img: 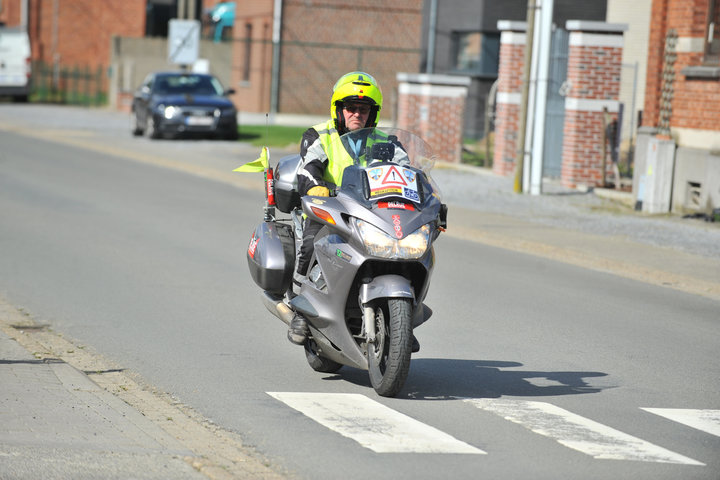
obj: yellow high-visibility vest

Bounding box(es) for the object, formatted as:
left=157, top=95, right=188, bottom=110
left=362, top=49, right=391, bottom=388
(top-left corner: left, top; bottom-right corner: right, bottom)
left=312, top=120, right=390, bottom=187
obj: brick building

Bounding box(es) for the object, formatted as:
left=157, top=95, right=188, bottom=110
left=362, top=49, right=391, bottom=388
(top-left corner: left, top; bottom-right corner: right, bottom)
left=0, top=0, right=23, bottom=25
left=493, top=22, right=526, bottom=177
left=2, top=0, right=147, bottom=69
left=257, top=0, right=423, bottom=122
left=636, top=0, right=720, bottom=214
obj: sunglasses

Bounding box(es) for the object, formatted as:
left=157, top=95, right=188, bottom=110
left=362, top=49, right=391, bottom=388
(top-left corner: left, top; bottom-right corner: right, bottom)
left=344, top=104, right=371, bottom=115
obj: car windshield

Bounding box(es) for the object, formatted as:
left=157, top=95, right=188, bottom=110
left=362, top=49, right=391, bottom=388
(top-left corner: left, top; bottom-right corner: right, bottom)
left=154, top=75, right=223, bottom=96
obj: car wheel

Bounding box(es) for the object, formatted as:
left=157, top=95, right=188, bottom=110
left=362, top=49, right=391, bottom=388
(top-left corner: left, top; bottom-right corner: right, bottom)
left=131, top=110, right=144, bottom=136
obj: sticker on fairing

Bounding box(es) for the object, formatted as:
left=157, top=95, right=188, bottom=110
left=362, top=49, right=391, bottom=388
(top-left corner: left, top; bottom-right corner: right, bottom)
left=248, top=233, right=259, bottom=258
left=391, top=214, right=403, bottom=238
left=335, top=249, right=352, bottom=262
left=379, top=201, right=415, bottom=210
left=365, top=165, right=420, bottom=203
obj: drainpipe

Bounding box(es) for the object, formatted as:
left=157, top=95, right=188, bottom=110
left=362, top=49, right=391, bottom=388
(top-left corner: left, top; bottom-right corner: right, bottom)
left=425, top=0, right=437, bottom=74
left=21, top=0, right=29, bottom=30
left=270, top=0, right=283, bottom=116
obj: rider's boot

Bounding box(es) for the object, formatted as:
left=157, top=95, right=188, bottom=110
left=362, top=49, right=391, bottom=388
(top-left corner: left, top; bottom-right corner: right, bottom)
left=288, top=312, right=309, bottom=345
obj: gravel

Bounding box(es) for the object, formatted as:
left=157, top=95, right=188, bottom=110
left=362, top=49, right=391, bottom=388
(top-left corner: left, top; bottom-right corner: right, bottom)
left=431, top=166, right=720, bottom=260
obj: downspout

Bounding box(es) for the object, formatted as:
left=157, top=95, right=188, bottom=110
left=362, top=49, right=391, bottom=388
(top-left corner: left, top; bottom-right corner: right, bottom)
left=21, top=0, right=29, bottom=30
left=425, top=0, right=437, bottom=74
left=270, top=0, right=283, bottom=115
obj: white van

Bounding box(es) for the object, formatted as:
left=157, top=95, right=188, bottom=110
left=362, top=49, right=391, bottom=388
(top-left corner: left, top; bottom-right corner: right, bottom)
left=0, top=27, right=31, bottom=102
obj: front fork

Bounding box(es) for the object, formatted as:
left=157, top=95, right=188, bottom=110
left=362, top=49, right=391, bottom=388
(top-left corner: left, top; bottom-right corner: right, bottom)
left=359, top=274, right=415, bottom=345
left=363, top=306, right=377, bottom=344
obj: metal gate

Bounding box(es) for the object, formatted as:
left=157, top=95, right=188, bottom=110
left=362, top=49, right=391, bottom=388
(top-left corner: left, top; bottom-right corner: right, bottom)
left=542, top=28, right=569, bottom=178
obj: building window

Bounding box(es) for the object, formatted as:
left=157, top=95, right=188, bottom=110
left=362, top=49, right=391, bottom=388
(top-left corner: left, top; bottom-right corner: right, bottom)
left=707, top=0, right=720, bottom=64
left=452, top=31, right=500, bottom=76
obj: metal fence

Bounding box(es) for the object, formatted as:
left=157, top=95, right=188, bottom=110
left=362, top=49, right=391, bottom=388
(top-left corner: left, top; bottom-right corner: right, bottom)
left=31, top=61, right=108, bottom=106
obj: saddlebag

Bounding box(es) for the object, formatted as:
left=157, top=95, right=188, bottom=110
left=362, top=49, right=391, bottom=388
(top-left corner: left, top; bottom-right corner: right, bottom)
left=274, top=154, right=301, bottom=213
left=247, top=221, right=295, bottom=295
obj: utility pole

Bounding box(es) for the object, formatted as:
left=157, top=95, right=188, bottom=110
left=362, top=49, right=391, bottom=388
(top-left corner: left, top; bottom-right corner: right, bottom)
left=514, top=0, right=536, bottom=193
left=528, top=0, right=554, bottom=195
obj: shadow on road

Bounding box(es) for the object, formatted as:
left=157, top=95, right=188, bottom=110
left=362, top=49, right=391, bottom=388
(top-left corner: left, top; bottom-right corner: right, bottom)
left=325, top=359, right=609, bottom=400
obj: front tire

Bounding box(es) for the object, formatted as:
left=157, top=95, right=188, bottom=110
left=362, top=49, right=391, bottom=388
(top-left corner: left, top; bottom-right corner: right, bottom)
left=367, top=298, right=413, bottom=397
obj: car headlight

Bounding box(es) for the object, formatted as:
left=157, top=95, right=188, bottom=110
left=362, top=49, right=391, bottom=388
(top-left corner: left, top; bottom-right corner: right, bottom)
left=354, top=219, right=430, bottom=259
left=164, top=105, right=181, bottom=119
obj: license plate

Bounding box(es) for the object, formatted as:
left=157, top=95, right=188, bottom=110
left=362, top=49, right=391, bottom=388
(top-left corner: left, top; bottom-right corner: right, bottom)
left=186, top=116, right=213, bottom=126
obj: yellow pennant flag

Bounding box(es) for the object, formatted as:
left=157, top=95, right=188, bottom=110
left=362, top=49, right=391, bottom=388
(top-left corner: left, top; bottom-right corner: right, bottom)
left=233, top=147, right=269, bottom=172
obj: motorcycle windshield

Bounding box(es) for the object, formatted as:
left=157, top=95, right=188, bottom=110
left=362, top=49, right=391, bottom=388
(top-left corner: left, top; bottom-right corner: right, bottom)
left=332, top=128, right=442, bottom=208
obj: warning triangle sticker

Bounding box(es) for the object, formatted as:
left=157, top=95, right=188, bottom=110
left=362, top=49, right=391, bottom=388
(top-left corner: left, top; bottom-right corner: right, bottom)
left=381, top=165, right=408, bottom=186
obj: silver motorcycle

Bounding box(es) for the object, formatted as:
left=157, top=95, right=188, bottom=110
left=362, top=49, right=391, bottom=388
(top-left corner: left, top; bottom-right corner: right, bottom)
left=245, top=128, right=447, bottom=397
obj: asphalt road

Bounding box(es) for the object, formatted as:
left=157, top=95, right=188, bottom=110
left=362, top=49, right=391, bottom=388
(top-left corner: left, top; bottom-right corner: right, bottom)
left=0, top=105, right=718, bottom=479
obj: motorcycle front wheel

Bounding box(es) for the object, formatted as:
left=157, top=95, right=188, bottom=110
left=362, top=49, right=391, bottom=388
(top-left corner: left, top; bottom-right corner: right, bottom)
left=367, top=298, right=413, bottom=397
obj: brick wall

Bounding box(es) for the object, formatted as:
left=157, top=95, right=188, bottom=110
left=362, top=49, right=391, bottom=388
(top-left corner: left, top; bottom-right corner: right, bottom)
left=644, top=0, right=720, bottom=135
left=560, top=22, right=625, bottom=188
left=493, top=23, right=526, bottom=177
left=278, top=0, right=422, bottom=120
left=229, top=0, right=274, bottom=113
left=228, top=0, right=422, bottom=117
left=0, top=0, right=23, bottom=26
left=396, top=74, right=470, bottom=164
left=28, top=0, right=146, bottom=69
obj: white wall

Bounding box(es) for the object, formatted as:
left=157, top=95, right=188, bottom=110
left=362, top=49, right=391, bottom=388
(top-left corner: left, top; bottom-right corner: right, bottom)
left=606, top=0, right=652, bottom=145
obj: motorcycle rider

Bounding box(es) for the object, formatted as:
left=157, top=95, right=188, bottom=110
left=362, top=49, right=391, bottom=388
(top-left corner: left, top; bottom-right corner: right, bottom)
left=287, top=71, right=415, bottom=349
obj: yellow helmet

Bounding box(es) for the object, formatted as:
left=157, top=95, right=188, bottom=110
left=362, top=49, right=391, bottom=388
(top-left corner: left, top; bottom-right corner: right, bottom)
left=330, top=71, right=383, bottom=132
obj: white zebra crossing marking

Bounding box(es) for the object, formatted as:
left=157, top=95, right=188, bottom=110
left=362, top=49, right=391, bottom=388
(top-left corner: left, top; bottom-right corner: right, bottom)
left=642, top=408, right=720, bottom=437
left=267, top=392, right=485, bottom=454
left=464, top=398, right=704, bottom=465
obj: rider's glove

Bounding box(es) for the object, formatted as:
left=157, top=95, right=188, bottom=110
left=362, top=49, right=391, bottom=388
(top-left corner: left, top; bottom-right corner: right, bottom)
left=307, top=186, right=330, bottom=197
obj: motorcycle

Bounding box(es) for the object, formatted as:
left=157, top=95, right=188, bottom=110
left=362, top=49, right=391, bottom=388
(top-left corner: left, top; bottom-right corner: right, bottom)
left=240, top=128, right=447, bottom=397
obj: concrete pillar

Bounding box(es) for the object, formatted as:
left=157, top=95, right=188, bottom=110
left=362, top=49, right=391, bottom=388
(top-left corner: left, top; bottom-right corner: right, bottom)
left=493, top=21, right=527, bottom=177
left=561, top=21, right=627, bottom=188
left=396, top=73, right=471, bottom=164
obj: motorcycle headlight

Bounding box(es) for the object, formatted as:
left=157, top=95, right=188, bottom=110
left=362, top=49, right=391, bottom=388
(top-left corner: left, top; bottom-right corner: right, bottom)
left=397, top=224, right=431, bottom=258
left=354, top=219, right=430, bottom=259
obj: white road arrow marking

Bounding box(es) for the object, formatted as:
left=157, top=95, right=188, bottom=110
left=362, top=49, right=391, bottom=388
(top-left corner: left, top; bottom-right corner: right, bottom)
left=465, top=399, right=704, bottom=465
left=267, top=392, right=485, bottom=454
left=642, top=408, right=720, bottom=437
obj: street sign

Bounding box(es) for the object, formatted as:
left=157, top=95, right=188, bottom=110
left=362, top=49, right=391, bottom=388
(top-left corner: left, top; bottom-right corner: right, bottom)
left=168, top=19, right=200, bottom=66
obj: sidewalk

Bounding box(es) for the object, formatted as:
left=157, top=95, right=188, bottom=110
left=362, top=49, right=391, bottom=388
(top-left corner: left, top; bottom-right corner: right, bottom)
left=0, top=323, right=204, bottom=479
left=0, top=304, right=285, bottom=480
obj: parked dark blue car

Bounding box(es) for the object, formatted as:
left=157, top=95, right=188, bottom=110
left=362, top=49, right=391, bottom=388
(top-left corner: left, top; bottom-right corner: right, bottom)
left=131, top=71, right=238, bottom=140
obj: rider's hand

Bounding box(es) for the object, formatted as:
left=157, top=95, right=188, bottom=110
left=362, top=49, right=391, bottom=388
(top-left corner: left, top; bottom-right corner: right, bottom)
left=307, top=186, right=330, bottom=197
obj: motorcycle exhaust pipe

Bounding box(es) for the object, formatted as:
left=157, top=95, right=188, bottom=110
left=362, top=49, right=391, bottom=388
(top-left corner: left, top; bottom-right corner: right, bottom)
left=261, top=291, right=294, bottom=326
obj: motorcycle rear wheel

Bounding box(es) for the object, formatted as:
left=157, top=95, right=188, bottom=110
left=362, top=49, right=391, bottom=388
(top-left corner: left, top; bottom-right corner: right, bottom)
left=367, top=298, right=413, bottom=397
left=304, top=338, right=343, bottom=373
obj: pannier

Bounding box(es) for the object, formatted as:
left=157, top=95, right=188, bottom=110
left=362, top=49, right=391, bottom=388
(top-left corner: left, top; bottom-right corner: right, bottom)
left=246, top=222, right=295, bottom=295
